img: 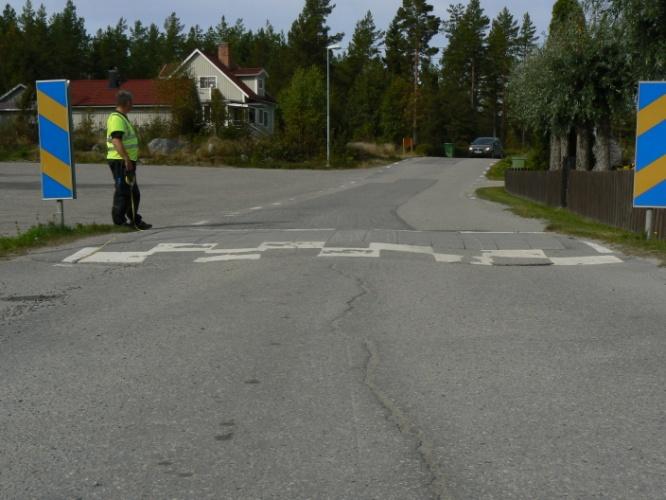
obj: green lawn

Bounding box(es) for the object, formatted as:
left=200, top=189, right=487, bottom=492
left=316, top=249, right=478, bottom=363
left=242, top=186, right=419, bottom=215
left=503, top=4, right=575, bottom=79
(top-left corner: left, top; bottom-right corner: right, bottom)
left=0, top=222, right=127, bottom=259
left=476, top=186, right=666, bottom=264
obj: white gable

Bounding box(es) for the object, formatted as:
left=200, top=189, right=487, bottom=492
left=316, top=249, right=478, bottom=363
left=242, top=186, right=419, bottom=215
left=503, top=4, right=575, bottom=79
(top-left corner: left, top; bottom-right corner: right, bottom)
left=177, top=50, right=247, bottom=103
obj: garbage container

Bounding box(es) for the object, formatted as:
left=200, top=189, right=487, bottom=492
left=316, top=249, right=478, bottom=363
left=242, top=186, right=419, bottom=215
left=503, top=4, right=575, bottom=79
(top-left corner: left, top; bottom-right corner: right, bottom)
left=444, top=143, right=455, bottom=158
left=511, top=156, right=527, bottom=169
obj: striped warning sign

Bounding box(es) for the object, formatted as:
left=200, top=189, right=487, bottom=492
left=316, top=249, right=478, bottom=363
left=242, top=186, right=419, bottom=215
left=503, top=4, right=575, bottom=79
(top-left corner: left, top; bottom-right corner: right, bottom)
left=634, top=82, right=666, bottom=208
left=36, top=80, right=76, bottom=200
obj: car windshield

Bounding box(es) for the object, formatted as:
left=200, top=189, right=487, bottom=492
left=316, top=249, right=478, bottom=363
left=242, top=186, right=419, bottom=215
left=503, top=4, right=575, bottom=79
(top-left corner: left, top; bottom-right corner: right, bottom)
left=472, top=138, right=495, bottom=145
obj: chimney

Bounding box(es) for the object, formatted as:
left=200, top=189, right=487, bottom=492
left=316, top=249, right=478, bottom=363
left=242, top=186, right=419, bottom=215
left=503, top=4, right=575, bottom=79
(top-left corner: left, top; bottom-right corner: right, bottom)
left=108, top=69, right=121, bottom=89
left=218, top=43, right=232, bottom=68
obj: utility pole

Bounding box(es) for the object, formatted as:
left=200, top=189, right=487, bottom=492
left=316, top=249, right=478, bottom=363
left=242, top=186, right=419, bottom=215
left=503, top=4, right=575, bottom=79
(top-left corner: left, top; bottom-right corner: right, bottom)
left=326, top=44, right=342, bottom=167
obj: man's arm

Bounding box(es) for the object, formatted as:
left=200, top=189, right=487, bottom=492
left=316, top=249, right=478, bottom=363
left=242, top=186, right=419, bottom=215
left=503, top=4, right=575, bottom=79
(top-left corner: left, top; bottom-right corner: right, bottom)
left=111, top=137, right=135, bottom=172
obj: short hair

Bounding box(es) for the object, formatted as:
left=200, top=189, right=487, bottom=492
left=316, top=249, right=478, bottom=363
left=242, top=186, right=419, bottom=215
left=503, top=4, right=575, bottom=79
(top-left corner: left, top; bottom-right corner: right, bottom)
left=116, top=90, right=133, bottom=107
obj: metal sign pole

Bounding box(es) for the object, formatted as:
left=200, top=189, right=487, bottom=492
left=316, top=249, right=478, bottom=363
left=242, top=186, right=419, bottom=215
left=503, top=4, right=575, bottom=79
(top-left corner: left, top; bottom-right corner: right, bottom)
left=645, top=209, right=654, bottom=240
left=56, top=199, right=65, bottom=227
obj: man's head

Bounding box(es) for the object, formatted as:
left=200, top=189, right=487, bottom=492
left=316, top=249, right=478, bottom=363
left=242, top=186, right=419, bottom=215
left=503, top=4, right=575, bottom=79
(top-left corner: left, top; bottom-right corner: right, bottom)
left=116, top=90, right=133, bottom=113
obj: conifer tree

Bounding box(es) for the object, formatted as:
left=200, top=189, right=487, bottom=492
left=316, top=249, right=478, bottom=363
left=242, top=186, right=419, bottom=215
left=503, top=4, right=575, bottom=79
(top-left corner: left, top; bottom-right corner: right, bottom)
left=288, top=0, right=342, bottom=70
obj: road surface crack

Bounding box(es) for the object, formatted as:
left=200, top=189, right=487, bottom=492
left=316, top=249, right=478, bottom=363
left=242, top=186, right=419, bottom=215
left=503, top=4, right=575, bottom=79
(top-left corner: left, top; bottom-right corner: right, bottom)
left=364, top=340, right=454, bottom=500
left=328, top=264, right=453, bottom=500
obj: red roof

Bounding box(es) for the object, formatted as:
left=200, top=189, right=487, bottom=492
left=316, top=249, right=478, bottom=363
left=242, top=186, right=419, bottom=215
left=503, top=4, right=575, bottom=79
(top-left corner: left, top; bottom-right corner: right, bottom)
left=70, top=79, right=167, bottom=107
left=232, top=67, right=265, bottom=77
left=204, top=54, right=275, bottom=104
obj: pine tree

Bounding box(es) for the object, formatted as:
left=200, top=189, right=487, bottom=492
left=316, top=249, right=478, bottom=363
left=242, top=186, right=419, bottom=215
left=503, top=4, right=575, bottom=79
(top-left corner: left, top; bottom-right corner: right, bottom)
left=90, top=18, right=130, bottom=78
left=48, top=0, right=89, bottom=79
left=516, top=12, right=538, bottom=61
left=441, top=0, right=489, bottom=143
left=0, top=5, right=21, bottom=90
left=386, top=0, right=440, bottom=143
left=183, top=25, right=205, bottom=56
left=18, top=2, right=51, bottom=82
left=346, top=11, right=383, bottom=76
left=163, top=12, right=185, bottom=62
left=484, top=8, right=518, bottom=139
left=288, top=0, right=342, bottom=70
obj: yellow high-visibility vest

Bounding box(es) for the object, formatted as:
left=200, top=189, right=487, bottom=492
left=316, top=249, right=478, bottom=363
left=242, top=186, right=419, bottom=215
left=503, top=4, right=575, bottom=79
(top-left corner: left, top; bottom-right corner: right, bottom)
left=106, top=112, right=139, bottom=161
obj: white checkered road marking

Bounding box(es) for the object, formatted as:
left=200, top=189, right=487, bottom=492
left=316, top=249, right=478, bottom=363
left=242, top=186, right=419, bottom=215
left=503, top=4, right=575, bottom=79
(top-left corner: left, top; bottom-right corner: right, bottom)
left=61, top=241, right=623, bottom=267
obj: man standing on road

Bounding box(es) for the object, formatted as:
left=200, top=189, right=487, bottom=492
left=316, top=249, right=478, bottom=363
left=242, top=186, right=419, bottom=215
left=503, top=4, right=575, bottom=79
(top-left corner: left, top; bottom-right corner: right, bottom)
left=106, top=90, right=152, bottom=230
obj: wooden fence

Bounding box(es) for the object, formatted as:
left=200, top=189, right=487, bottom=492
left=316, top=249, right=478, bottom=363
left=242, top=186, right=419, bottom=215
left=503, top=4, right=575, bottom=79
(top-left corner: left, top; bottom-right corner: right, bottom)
left=505, top=169, right=666, bottom=240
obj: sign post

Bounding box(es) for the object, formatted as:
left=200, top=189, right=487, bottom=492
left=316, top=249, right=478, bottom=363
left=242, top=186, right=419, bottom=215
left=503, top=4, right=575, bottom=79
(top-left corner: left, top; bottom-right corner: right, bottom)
left=634, top=81, right=666, bottom=239
left=36, top=80, right=76, bottom=226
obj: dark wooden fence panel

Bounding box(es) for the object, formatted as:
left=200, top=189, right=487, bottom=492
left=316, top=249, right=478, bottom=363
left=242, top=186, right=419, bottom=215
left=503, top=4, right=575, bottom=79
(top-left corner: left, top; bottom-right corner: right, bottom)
left=506, top=170, right=563, bottom=207
left=505, top=169, right=666, bottom=240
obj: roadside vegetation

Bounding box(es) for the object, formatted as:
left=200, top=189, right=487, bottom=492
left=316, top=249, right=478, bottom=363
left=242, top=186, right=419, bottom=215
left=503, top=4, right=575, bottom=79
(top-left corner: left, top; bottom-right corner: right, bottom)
left=0, top=0, right=544, bottom=168
left=0, top=222, right=125, bottom=259
left=477, top=187, right=666, bottom=264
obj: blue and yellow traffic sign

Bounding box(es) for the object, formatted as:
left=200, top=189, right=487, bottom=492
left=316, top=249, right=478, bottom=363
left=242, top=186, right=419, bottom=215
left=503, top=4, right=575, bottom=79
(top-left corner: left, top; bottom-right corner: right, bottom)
left=36, top=80, right=76, bottom=200
left=634, top=82, right=666, bottom=208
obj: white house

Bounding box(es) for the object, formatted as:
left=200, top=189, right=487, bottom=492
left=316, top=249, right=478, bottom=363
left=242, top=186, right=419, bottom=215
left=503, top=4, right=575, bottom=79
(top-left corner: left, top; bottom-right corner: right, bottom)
left=0, top=84, right=29, bottom=124
left=161, top=43, right=276, bottom=135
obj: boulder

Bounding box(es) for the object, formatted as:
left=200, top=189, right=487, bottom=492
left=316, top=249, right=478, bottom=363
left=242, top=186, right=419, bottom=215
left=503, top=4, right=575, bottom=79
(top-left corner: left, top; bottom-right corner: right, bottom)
left=148, top=138, right=184, bottom=156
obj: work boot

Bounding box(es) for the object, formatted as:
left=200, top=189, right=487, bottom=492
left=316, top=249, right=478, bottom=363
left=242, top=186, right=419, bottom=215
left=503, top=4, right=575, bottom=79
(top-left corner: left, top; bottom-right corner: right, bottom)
left=134, top=220, right=153, bottom=230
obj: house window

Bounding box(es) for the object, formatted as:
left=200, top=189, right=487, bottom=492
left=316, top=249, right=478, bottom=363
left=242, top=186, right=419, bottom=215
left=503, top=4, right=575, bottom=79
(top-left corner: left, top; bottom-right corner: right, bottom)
left=249, top=108, right=256, bottom=124
left=258, top=78, right=265, bottom=93
left=199, top=76, right=217, bottom=89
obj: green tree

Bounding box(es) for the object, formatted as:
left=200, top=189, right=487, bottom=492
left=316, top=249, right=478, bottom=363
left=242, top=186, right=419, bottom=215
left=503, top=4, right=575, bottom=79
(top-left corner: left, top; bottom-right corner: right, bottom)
left=288, top=0, right=342, bottom=71
left=387, top=0, right=440, bottom=143
left=279, top=66, right=326, bottom=158
left=48, top=0, right=89, bottom=79
left=379, top=76, right=412, bottom=143
left=484, top=8, right=518, bottom=140
left=516, top=12, right=538, bottom=61
left=441, top=0, right=490, bottom=144
left=17, top=2, right=51, bottom=82
left=128, top=21, right=165, bottom=78
left=210, top=88, right=227, bottom=135
left=163, top=12, right=185, bottom=62
left=158, top=77, right=203, bottom=137
left=89, top=18, right=130, bottom=78
left=609, top=0, right=666, bottom=79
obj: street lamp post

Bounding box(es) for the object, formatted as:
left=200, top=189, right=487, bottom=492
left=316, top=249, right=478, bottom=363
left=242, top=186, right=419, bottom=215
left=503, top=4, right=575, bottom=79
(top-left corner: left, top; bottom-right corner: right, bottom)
left=327, top=44, right=342, bottom=167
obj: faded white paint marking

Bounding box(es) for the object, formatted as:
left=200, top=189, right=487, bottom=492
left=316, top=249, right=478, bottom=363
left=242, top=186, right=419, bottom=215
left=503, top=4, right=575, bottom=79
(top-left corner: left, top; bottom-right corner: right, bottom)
left=272, top=202, right=282, bottom=206
left=370, top=243, right=434, bottom=255
left=193, top=220, right=209, bottom=226
left=582, top=241, right=614, bottom=254
left=79, top=252, right=149, bottom=264
left=472, top=249, right=549, bottom=266
left=259, top=242, right=326, bottom=251
left=550, top=256, right=622, bottom=266
left=319, top=248, right=380, bottom=258
left=62, top=247, right=101, bottom=263
left=433, top=253, right=464, bottom=263
left=250, top=206, right=263, bottom=211
left=195, top=254, right=262, bottom=263
left=152, top=243, right=217, bottom=253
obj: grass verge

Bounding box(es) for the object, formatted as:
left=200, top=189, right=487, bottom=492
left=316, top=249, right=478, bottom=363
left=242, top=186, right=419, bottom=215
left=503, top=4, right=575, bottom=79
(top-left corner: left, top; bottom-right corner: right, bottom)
left=485, top=158, right=512, bottom=180
left=476, top=186, right=666, bottom=264
left=0, top=222, right=126, bottom=259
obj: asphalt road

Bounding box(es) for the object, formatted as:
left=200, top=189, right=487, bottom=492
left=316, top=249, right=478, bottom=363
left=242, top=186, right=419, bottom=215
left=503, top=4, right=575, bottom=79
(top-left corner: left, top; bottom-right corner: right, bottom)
left=1, top=158, right=664, bottom=499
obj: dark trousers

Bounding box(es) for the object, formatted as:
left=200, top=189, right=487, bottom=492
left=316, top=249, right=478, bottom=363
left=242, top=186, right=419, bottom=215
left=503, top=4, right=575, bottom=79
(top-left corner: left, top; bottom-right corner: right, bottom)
left=108, top=160, right=142, bottom=225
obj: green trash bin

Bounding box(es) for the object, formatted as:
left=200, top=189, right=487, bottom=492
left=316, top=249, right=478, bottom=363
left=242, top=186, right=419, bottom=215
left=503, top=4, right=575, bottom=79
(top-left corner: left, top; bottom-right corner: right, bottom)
left=511, top=156, right=527, bottom=169
left=444, top=143, right=455, bottom=158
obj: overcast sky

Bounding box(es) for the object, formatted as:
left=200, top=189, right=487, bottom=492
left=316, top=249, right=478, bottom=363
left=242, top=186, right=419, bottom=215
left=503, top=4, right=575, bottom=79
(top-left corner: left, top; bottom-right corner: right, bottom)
left=7, top=0, right=554, bottom=49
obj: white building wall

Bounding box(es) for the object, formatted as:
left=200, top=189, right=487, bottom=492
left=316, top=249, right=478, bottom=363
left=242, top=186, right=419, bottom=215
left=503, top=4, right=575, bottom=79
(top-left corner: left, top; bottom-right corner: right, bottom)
left=72, top=107, right=172, bottom=132
left=185, top=53, right=245, bottom=103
